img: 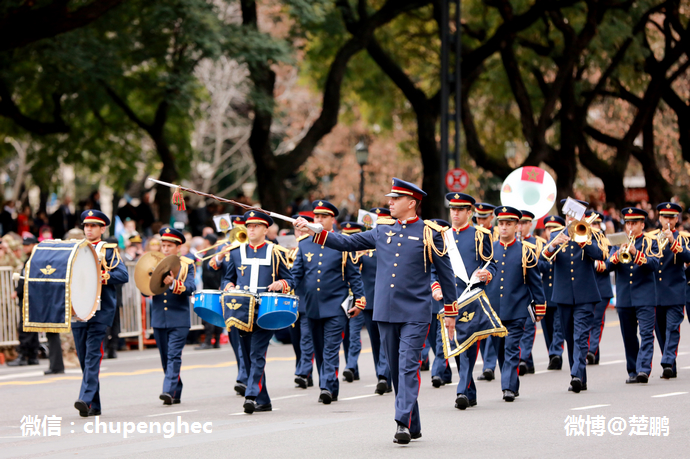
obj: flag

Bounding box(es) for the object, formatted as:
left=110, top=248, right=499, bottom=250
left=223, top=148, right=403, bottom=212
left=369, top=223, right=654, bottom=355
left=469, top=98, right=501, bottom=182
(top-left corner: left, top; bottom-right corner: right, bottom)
left=521, top=166, right=545, bottom=183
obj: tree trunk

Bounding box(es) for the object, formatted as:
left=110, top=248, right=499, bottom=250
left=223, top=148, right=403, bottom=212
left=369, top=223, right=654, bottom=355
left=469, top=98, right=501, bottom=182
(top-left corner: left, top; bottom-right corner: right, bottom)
left=153, top=137, right=178, bottom=225
left=635, top=115, right=672, bottom=204
left=417, top=108, right=442, bottom=219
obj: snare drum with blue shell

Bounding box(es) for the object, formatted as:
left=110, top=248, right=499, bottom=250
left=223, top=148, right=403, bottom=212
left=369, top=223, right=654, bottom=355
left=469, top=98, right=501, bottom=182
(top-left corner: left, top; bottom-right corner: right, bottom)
left=193, top=290, right=224, bottom=328
left=257, top=293, right=299, bottom=330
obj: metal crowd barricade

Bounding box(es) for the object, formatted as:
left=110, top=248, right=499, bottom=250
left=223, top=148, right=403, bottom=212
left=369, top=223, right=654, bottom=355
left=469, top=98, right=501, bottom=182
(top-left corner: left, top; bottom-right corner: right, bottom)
left=0, top=266, right=20, bottom=346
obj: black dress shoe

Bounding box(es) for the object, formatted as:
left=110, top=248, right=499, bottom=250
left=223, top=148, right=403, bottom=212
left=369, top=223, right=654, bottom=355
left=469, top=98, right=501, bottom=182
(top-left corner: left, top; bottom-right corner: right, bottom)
left=213, top=342, right=221, bottom=349
left=526, top=366, right=535, bottom=374
left=568, top=382, right=587, bottom=391
left=243, top=398, right=256, bottom=414
left=195, top=343, right=214, bottom=350
left=431, top=376, right=444, bottom=388
left=411, top=431, right=422, bottom=440
left=295, top=375, right=308, bottom=389
left=375, top=378, right=390, bottom=395
left=27, top=358, right=39, bottom=365
left=547, top=355, right=562, bottom=370
left=479, top=369, right=494, bottom=381
left=661, top=367, right=675, bottom=379
left=420, top=360, right=430, bottom=372
left=343, top=368, right=355, bottom=383
left=626, top=376, right=639, bottom=384
left=88, top=408, right=101, bottom=416
left=586, top=352, right=595, bottom=365
left=74, top=400, right=90, bottom=417
left=570, top=377, right=582, bottom=393
left=636, top=372, right=649, bottom=384
left=308, top=376, right=314, bottom=387
left=173, top=399, right=181, bottom=404
left=454, top=394, right=470, bottom=410
left=44, top=369, right=65, bottom=375
left=394, top=424, right=411, bottom=444
left=7, top=358, right=28, bottom=367
left=469, top=399, right=477, bottom=407
left=518, top=361, right=528, bottom=376
left=319, top=389, right=332, bottom=405
left=502, top=390, right=515, bottom=402
left=107, top=350, right=117, bottom=359
left=234, top=382, right=247, bottom=396
left=160, top=393, right=173, bottom=405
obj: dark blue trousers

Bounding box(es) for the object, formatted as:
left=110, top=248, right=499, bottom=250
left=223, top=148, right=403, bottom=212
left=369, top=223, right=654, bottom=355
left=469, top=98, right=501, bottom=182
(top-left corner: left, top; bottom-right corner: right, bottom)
left=342, top=313, right=360, bottom=378
left=617, top=306, right=655, bottom=378
left=655, top=305, right=685, bottom=372
left=72, top=322, right=107, bottom=410
left=294, top=314, right=314, bottom=378
left=153, top=327, right=189, bottom=400
left=588, top=298, right=611, bottom=362
left=309, top=314, right=347, bottom=397
left=363, top=310, right=389, bottom=381
left=542, top=306, right=564, bottom=357
left=378, top=322, right=429, bottom=434
left=493, top=319, right=524, bottom=392
left=558, top=303, right=594, bottom=383
left=519, top=319, right=537, bottom=368
left=229, top=327, right=248, bottom=384
left=431, top=315, right=453, bottom=382
left=480, top=336, right=498, bottom=371
left=239, top=326, right=273, bottom=405
left=456, top=341, right=478, bottom=400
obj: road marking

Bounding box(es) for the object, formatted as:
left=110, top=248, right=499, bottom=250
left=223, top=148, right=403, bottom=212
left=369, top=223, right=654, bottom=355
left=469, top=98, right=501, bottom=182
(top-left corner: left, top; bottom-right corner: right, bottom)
left=651, top=392, right=688, bottom=398
left=598, top=360, right=625, bottom=366
left=271, top=394, right=307, bottom=401
left=571, top=404, right=610, bottom=411
left=364, top=384, right=377, bottom=388
left=146, top=410, right=198, bottom=417
left=534, top=370, right=550, bottom=375
left=0, top=369, right=82, bottom=381
left=339, top=394, right=379, bottom=401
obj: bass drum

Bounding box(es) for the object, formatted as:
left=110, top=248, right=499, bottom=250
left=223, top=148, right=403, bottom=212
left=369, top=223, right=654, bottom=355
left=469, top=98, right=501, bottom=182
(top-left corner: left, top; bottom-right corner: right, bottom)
left=23, top=239, right=101, bottom=332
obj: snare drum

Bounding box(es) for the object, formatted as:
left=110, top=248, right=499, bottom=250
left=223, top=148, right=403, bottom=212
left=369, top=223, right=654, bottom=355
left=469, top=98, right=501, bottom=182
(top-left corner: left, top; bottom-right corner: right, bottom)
left=193, top=290, right=225, bottom=327
left=257, top=293, right=298, bottom=330
left=23, top=239, right=102, bottom=332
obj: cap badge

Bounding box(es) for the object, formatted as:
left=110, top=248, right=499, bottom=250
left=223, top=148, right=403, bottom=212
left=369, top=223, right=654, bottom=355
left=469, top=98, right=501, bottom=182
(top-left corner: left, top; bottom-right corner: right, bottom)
left=88, top=211, right=93, bottom=216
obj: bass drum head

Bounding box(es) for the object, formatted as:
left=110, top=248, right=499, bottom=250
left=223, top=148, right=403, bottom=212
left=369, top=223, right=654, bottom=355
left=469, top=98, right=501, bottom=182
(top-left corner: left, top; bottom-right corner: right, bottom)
left=70, top=241, right=101, bottom=320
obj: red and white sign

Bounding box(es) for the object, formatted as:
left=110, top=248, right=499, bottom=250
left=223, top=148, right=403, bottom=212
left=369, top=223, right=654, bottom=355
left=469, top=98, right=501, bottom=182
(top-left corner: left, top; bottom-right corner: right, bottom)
left=445, top=168, right=469, bottom=192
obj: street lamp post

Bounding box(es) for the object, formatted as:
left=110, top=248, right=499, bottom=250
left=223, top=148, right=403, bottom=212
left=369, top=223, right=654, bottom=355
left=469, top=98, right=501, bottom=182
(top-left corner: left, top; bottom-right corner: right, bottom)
left=355, top=141, right=369, bottom=210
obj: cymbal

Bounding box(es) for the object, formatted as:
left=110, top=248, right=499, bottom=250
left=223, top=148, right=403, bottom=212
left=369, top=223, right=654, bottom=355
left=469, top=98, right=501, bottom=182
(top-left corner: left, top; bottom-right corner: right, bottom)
left=150, top=254, right=181, bottom=295
left=134, top=251, right=165, bottom=296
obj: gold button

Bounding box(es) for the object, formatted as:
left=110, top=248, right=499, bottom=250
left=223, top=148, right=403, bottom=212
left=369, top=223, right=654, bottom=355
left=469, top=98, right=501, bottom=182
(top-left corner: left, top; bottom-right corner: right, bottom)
left=394, top=263, right=398, bottom=267
left=402, top=225, right=406, bottom=229
left=399, top=234, right=403, bottom=237
left=164, top=300, right=167, bottom=303
left=571, top=261, right=574, bottom=265
left=317, top=288, right=320, bottom=291
left=501, top=270, right=504, bottom=273
left=320, top=253, right=323, bottom=257
left=549, top=276, right=552, bottom=279
left=500, top=286, right=503, bottom=289
left=501, top=262, right=505, bottom=265
left=456, top=239, right=459, bottom=243
left=659, top=278, right=662, bottom=281
left=398, top=243, right=401, bottom=246
left=396, top=253, right=399, bottom=257
left=501, top=294, right=503, bottom=297
left=391, top=284, right=395, bottom=288
left=630, top=273, right=633, bottom=277
left=318, top=270, right=321, bottom=273
left=164, top=307, right=168, bottom=311
left=629, top=281, right=633, bottom=284
left=660, top=262, right=663, bottom=265
left=659, top=270, right=662, bottom=273
left=500, top=278, right=504, bottom=281
left=317, top=279, right=320, bottom=282
left=571, top=277, right=574, bottom=280
left=321, top=245, right=325, bottom=249
left=318, top=262, right=322, bottom=265
left=549, top=283, right=552, bottom=287
left=503, top=254, right=506, bottom=257
left=571, top=269, right=574, bottom=272
left=392, top=274, right=396, bottom=278
left=164, top=292, right=167, bottom=296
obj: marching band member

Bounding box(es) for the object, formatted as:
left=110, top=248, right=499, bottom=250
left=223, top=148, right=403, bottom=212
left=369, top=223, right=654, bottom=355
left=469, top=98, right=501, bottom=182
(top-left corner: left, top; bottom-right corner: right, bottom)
left=542, top=199, right=604, bottom=393
left=586, top=211, right=613, bottom=365
left=652, top=203, right=690, bottom=378
left=74, top=210, right=129, bottom=417
left=517, top=210, right=546, bottom=376
left=540, top=216, right=565, bottom=370
left=219, top=210, right=293, bottom=413
left=428, top=219, right=454, bottom=389
left=432, top=193, right=495, bottom=410
left=485, top=207, right=545, bottom=402
left=290, top=200, right=366, bottom=405
left=151, top=228, right=196, bottom=406
left=296, top=179, right=458, bottom=445
left=473, top=202, right=499, bottom=382
left=290, top=214, right=315, bottom=389
left=606, top=207, right=659, bottom=384
left=341, top=222, right=366, bottom=384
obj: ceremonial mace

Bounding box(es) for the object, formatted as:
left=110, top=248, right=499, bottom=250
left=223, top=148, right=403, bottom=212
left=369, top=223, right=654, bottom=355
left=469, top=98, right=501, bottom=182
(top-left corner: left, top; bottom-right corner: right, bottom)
left=148, top=178, right=324, bottom=233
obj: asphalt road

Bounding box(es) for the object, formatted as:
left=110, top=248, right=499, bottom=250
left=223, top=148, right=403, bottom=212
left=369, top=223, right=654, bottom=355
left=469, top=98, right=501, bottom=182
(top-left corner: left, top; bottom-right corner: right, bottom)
left=1, top=307, right=689, bottom=458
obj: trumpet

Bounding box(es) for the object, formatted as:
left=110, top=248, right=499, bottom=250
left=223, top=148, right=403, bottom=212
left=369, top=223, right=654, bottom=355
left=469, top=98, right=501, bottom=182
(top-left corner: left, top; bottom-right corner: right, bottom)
left=658, top=223, right=670, bottom=252
left=543, top=214, right=597, bottom=261
left=195, top=227, right=248, bottom=262
left=618, top=230, right=634, bottom=264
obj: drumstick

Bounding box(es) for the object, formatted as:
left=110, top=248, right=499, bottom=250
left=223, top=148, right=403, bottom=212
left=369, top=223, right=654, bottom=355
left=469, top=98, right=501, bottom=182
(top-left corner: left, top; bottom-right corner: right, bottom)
left=12, top=273, right=24, bottom=282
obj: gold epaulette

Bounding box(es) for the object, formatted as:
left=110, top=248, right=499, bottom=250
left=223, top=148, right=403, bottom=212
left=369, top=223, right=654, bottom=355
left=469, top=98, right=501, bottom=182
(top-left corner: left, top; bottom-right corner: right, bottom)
left=101, top=243, right=118, bottom=250
left=424, top=220, right=445, bottom=232
left=376, top=217, right=395, bottom=225
left=522, top=240, right=536, bottom=250
left=273, top=244, right=291, bottom=254
left=475, top=225, right=491, bottom=235
left=180, top=256, right=194, bottom=265
left=646, top=229, right=660, bottom=237
left=679, top=231, right=690, bottom=238
left=296, top=234, right=310, bottom=242
left=536, top=236, right=547, bottom=245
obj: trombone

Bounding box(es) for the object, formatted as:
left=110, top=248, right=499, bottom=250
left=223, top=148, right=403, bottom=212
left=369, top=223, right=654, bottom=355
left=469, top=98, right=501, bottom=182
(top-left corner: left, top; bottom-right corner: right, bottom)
left=195, top=227, right=248, bottom=262
left=618, top=230, right=634, bottom=264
